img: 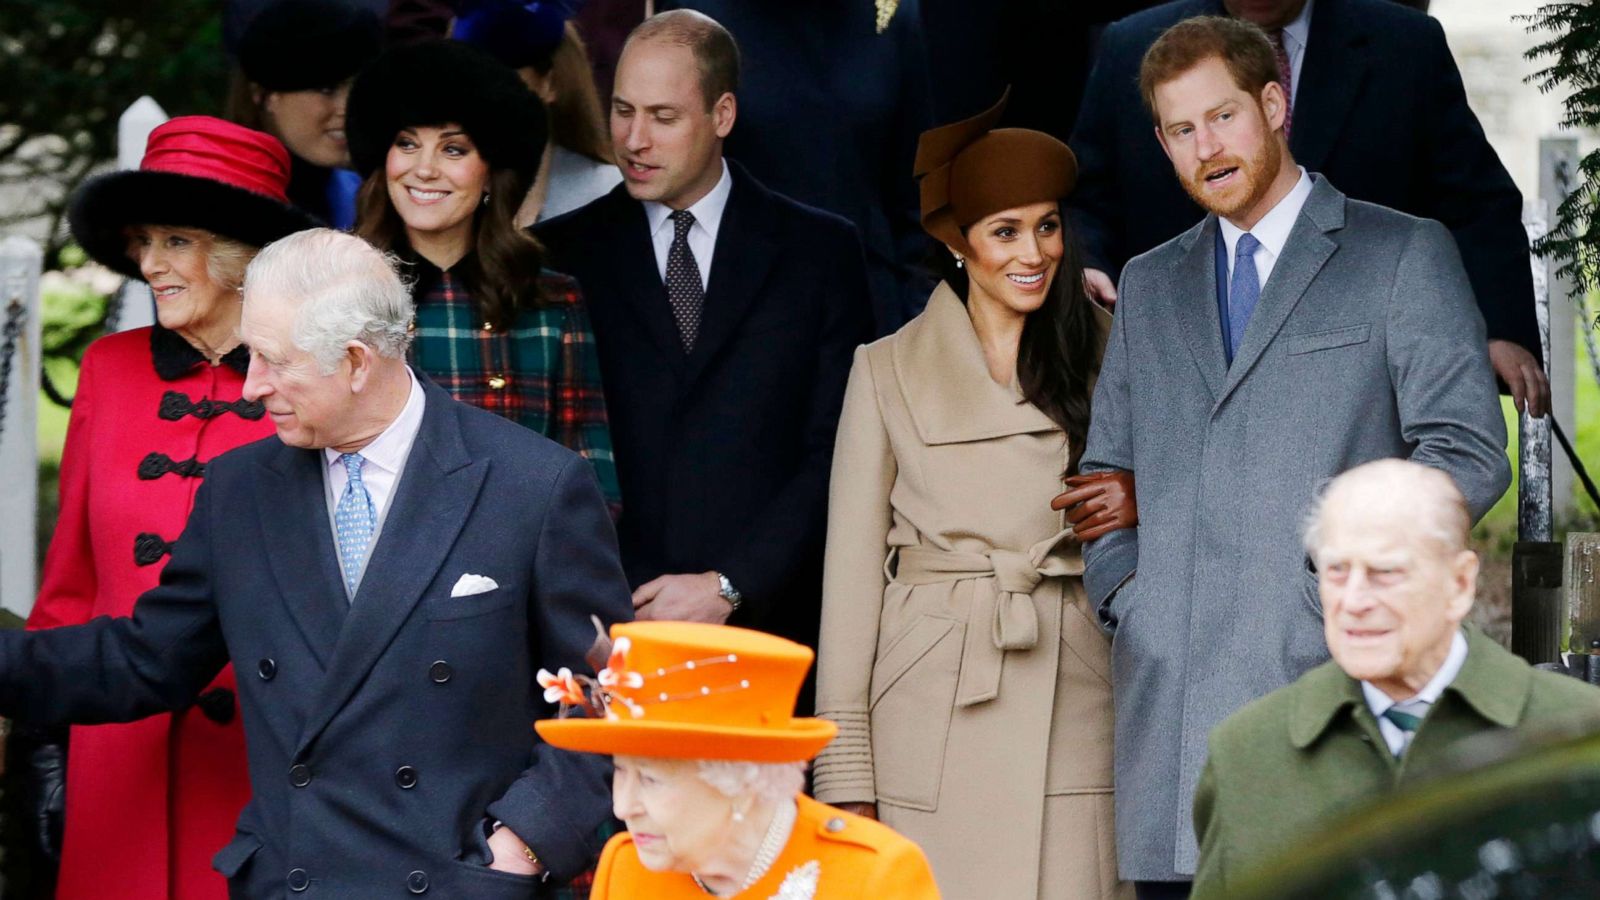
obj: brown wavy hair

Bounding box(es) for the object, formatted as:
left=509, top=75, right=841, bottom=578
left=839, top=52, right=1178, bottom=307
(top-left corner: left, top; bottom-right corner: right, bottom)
left=355, top=164, right=549, bottom=328
left=539, top=23, right=613, bottom=165
left=931, top=205, right=1101, bottom=475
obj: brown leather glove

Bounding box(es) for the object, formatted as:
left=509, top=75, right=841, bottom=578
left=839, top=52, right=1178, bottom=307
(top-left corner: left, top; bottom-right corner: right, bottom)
left=835, top=802, right=879, bottom=821
left=1051, top=470, right=1137, bottom=542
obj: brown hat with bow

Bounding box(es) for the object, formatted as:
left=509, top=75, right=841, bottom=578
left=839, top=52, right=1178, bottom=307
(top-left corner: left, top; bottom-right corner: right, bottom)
left=915, top=89, right=1078, bottom=257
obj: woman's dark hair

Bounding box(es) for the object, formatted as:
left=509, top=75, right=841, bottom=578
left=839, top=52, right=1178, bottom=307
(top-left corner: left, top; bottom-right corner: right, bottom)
left=931, top=204, right=1101, bottom=474
left=355, top=162, right=549, bottom=328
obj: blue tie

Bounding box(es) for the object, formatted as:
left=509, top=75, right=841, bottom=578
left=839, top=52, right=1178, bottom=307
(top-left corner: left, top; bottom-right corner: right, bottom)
left=335, top=453, right=377, bottom=597
left=1228, top=233, right=1263, bottom=360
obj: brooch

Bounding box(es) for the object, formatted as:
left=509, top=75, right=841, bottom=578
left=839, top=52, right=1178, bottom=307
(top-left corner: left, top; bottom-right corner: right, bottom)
left=875, top=0, right=898, bottom=34
left=770, top=860, right=821, bottom=900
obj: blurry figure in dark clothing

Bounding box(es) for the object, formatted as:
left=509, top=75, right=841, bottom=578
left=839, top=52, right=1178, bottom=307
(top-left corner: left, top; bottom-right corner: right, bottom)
left=224, top=0, right=383, bottom=228
left=921, top=1, right=1165, bottom=139
left=451, top=1, right=623, bottom=225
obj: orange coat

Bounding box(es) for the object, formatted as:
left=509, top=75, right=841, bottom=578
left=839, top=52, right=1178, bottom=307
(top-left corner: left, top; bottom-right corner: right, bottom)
left=591, top=794, right=940, bottom=899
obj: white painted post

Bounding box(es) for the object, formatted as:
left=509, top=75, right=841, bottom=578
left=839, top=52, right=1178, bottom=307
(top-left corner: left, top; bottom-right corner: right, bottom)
left=110, top=96, right=167, bottom=334
left=0, top=237, right=42, bottom=621
left=1540, top=137, right=1578, bottom=519
left=1521, top=200, right=1554, bottom=543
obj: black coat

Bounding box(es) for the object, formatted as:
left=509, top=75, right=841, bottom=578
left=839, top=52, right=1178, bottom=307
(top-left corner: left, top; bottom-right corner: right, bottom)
left=0, top=380, right=633, bottom=897
left=536, top=164, right=873, bottom=660
left=1068, top=0, right=1540, bottom=356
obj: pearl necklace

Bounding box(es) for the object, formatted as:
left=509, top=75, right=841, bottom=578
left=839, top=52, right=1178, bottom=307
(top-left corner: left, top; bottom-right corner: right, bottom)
left=691, top=798, right=798, bottom=896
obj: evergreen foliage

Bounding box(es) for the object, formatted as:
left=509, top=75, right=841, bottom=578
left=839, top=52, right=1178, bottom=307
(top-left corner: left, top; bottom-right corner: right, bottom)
left=0, top=0, right=229, bottom=266
left=1525, top=2, right=1600, bottom=296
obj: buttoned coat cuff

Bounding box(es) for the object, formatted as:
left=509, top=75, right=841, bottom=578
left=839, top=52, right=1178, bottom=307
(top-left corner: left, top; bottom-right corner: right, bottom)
left=810, top=708, right=875, bottom=805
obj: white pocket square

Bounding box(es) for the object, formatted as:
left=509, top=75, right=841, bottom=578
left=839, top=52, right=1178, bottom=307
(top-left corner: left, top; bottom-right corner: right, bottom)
left=450, top=574, right=499, bottom=598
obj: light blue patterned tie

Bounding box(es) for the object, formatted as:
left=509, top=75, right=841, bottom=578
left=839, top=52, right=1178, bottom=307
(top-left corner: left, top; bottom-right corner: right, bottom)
left=1228, top=233, right=1262, bottom=360
left=335, top=453, right=376, bottom=597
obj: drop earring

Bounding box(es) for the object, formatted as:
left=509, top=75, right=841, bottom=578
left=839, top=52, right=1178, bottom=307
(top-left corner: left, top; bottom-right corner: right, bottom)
left=955, top=256, right=964, bottom=269
left=481, top=191, right=490, bottom=207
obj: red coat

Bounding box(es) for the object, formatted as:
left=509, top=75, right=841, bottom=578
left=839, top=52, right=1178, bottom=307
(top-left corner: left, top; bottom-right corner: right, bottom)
left=29, top=326, right=275, bottom=900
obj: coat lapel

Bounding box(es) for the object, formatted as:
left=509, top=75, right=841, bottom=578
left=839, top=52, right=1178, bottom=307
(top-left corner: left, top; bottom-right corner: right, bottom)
left=295, top=383, right=487, bottom=755
left=895, top=283, right=1060, bottom=445
left=1290, top=0, right=1371, bottom=172
left=1215, top=177, right=1344, bottom=410
left=683, top=165, right=778, bottom=389
left=605, top=188, right=688, bottom=375
left=257, top=445, right=346, bottom=669
left=1172, top=218, right=1229, bottom=403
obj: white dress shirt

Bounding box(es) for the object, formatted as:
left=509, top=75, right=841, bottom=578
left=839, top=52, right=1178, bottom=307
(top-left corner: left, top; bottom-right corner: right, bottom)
left=1218, top=167, right=1314, bottom=300
left=643, top=158, right=732, bottom=287
left=1280, top=0, right=1312, bottom=106
left=323, top=366, right=426, bottom=525
left=1361, top=630, right=1470, bottom=756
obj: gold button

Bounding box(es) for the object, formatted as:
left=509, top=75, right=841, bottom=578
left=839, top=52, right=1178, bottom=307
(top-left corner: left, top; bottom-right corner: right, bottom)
left=487, top=375, right=507, bottom=390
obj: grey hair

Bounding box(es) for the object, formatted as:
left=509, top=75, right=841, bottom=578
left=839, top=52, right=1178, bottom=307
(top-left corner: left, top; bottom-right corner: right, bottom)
left=243, top=228, right=414, bottom=374
left=694, top=760, right=807, bottom=805
left=1302, top=459, right=1470, bottom=558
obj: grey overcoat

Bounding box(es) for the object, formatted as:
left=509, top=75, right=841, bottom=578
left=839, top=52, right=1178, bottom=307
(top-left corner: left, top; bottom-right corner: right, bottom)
left=1080, top=175, right=1511, bottom=881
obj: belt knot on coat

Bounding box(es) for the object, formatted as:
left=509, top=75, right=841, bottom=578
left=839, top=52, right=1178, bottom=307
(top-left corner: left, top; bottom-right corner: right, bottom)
left=893, top=527, right=1082, bottom=708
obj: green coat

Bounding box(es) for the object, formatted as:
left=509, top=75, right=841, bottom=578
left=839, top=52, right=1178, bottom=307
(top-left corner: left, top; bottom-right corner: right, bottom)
left=1191, top=626, right=1600, bottom=898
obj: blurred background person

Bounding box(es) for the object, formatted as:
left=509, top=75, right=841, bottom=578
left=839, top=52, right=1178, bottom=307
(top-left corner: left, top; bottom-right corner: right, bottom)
left=347, top=38, right=621, bottom=512
left=24, top=116, right=317, bottom=900
left=451, top=0, right=623, bottom=225
left=537, top=621, right=941, bottom=898
left=224, top=0, right=383, bottom=228
left=813, top=94, right=1136, bottom=900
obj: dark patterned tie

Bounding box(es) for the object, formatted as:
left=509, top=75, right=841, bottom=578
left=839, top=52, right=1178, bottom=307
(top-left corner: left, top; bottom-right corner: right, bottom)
left=1269, top=29, right=1294, bottom=139
left=666, top=210, right=704, bottom=352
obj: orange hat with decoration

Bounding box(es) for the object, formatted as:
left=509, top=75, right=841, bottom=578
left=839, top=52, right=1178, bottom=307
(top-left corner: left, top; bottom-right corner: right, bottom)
left=535, top=621, right=837, bottom=763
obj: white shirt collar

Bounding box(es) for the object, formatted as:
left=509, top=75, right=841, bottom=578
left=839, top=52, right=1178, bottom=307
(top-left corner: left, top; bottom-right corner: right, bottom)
left=323, top=366, right=425, bottom=477
left=1218, top=167, right=1313, bottom=263
left=1361, top=629, right=1471, bottom=717
left=1282, top=0, right=1313, bottom=57
left=643, top=158, right=733, bottom=243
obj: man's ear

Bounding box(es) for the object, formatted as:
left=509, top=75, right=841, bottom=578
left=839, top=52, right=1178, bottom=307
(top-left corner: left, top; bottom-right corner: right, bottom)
left=1260, top=81, right=1288, bottom=133
left=345, top=341, right=374, bottom=392
left=712, top=92, right=737, bottom=139
left=1445, top=548, right=1480, bottom=625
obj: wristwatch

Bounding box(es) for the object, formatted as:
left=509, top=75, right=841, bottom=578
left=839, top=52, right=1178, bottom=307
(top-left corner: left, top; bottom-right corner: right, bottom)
left=716, top=572, right=743, bottom=612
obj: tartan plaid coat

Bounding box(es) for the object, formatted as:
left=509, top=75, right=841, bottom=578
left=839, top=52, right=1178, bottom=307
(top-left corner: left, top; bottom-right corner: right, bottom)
left=409, top=254, right=622, bottom=514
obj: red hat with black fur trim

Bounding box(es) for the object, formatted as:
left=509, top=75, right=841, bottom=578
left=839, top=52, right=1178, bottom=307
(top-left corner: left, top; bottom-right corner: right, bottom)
left=69, top=116, right=321, bottom=280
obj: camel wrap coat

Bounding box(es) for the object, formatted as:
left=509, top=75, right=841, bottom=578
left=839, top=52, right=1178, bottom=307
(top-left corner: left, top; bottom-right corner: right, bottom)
left=814, top=283, right=1128, bottom=900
